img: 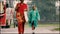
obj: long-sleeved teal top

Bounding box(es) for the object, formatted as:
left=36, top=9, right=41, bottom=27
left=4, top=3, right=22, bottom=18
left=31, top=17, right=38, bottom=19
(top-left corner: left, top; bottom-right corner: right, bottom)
left=28, top=9, right=40, bottom=27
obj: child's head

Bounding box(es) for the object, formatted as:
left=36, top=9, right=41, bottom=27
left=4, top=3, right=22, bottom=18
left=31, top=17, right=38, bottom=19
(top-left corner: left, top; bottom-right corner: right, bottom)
left=32, top=5, right=37, bottom=10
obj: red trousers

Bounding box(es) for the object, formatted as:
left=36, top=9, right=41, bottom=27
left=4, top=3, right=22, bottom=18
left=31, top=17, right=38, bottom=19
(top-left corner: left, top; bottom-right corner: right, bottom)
left=16, top=12, right=26, bottom=34
left=18, top=22, right=25, bottom=34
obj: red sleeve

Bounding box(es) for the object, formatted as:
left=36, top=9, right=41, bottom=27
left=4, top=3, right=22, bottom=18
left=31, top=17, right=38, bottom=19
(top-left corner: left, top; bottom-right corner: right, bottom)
left=24, top=4, right=27, bottom=10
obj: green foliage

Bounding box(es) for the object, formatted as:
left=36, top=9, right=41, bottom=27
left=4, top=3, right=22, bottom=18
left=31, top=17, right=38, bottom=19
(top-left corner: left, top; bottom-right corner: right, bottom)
left=31, top=0, right=59, bottom=22
left=53, top=28, right=60, bottom=31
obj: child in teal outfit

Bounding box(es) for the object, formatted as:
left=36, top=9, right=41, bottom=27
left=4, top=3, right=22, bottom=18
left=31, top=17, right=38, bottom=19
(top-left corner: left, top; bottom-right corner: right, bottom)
left=28, top=5, right=40, bottom=34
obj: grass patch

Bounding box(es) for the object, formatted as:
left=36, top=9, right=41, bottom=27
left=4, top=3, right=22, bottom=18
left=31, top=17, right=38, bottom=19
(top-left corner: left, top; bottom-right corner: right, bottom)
left=25, top=24, right=59, bottom=28
left=38, top=24, right=59, bottom=27
left=53, top=28, right=60, bottom=31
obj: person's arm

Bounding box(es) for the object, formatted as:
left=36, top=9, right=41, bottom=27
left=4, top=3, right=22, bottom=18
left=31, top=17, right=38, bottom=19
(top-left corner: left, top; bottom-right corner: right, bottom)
left=15, top=3, right=20, bottom=19
left=15, top=5, right=18, bottom=11
left=36, top=10, right=40, bottom=21
left=15, top=3, right=22, bottom=22
left=15, top=3, right=19, bottom=11
left=0, top=14, right=4, bottom=16
left=24, top=4, right=28, bottom=12
left=24, top=4, right=29, bottom=22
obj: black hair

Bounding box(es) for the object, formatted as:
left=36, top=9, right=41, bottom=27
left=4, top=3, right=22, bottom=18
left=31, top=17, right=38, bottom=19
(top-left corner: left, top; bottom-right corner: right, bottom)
left=6, top=3, right=9, bottom=8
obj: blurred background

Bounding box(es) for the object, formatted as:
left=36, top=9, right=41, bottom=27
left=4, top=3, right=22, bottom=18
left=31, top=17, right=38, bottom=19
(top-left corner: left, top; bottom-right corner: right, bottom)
left=0, top=0, right=60, bottom=34
left=0, top=0, right=60, bottom=28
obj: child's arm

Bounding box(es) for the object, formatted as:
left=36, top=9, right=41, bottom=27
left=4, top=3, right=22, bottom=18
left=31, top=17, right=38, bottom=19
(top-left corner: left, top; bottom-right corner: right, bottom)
left=36, top=10, right=40, bottom=21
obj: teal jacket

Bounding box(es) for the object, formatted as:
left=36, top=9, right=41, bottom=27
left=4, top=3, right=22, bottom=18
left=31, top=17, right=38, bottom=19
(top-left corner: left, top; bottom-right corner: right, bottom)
left=28, top=9, right=40, bottom=27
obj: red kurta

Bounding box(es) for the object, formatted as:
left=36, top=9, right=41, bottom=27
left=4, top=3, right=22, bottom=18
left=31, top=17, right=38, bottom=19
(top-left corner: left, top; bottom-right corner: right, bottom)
left=16, top=3, right=27, bottom=34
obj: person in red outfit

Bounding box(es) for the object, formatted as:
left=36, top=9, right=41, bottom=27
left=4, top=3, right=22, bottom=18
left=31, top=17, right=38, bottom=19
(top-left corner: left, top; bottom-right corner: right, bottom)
left=15, top=0, right=28, bottom=34
left=0, top=1, right=6, bottom=27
